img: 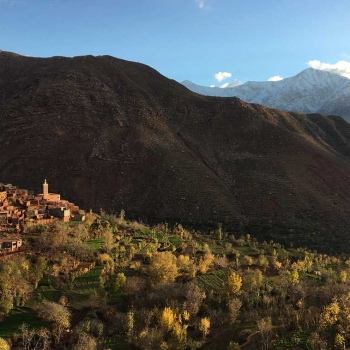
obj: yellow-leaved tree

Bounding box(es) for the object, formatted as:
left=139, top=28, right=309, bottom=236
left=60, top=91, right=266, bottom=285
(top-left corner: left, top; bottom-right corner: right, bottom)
left=197, top=253, right=215, bottom=274
left=227, top=271, right=242, bottom=296
left=177, top=254, right=196, bottom=278
left=199, top=317, right=210, bottom=339
left=159, top=307, right=176, bottom=332
left=149, top=251, right=178, bottom=284
left=319, top=300, right=340, bottom=329
left=0, top=337, right=10, bottom=350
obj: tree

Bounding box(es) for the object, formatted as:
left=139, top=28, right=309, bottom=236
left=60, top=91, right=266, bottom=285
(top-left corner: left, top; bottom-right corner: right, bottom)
left=228, top=298, right=242, bottom=325
left=319, top=300, right=340, bottom=329
left=112, top=272, right=126, bottom=294
left=0, top=338, right=9, bottom=350
left=126, top=309, right=134, bottom=341
left=73, top=332, right=97, bottom=350
left=36, top=301, right=71, bottom=343
left=215, top=224, right=223, bottom=240
left=339, top=270, right=347, bottom=284
left=227, top=272, right=242, bottom=296
left=18, top=324, right=50, bottom=350
left=99, top=253, right=114, bottom=274
left=118, top=209, right=126, bottom=225
left=72, top=224, right=90, bottom=242
left=288, top=269, right=300, bottom=285
left=334, top=332, right=345, bottom=350
left=171, top=321, right=188, bottom=348
left=159, top=307, right=176, bottom=332
left=215, top=255, right=228, bottom=269
left=257, top=317, right=273, bottom=350
left=0, top=259, right=33, bottom=317
left=242, top=269, right=263, bottom=294
left=199, top=317, right=210, bottom=339
left=242, top=255, right=253, bottom=266
left=30, top=256, right=47, bottom=289
left=197, top=253, right=215, bottom=274
left=46, top=221, right=70, bottom=248
left=258, top=254, right=269, bottom=271
left=177, top=255, right=196, bottom=278
left=185, top=282, right=206, bottom=318
left=227, top=341, right=240, bottom=350
left=102, top=228, right=114, bottom=251
left=149, top=251, right=178, bottom=284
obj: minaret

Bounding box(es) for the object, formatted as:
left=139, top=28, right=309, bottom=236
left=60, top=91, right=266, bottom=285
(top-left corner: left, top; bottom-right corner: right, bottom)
left=43, top=179, right=48, bottom=200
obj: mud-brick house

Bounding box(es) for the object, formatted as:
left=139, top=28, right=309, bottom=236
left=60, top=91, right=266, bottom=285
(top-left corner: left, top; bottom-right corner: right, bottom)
left=15, top=189, right=28, bottom=198
left=0, top=191, right=6, bottom=202
left=26, top=208, right=39, bottom=219
left=6, top=189, right=17, bottom=199
left=0, top=238, right=22, bottom=252
left=10, top=212, right=24, bottom=226
left=3, top=184, right=16, bottom=191
left=0, top=210, right=9, bottom=225
left=49, top=207, right=71, bottom=222
left=70, top=214, right=86, bottom=222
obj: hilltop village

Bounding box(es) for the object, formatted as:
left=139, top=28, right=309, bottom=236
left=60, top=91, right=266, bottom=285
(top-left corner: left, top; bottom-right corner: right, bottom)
left=0, top=180, right=85, bottom=253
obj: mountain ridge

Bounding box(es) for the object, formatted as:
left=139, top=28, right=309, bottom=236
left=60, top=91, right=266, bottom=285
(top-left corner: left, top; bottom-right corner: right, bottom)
left=182, top=68, right=350, bottom=121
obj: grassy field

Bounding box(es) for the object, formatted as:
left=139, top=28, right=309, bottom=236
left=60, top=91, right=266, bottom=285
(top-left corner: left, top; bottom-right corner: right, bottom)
left=208, top=242, right=226, bottom=254
left=0, top=308, right=47, bottom=338
left=169, top=236, right=182, bottom=248
left=273, top=331, right=313, bottom=350
left=36, top=285, right=62, bottom=302
left=86, top=238, right=104, bottom=251
left=64, top=288, right=99, bottom=309
left=34, top=266, right=105, bottom=311
left=235, top=246, right=259, bottom=256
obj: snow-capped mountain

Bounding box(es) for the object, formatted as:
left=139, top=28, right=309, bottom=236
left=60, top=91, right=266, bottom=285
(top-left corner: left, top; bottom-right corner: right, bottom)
left=182, top=68, right=350, bottom=121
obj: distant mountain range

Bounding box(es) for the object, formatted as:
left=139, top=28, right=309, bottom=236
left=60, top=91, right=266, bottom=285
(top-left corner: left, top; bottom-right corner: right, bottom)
left=1, top=51, right=350, bottom=252
left=182, top=68, right=350, bottom=121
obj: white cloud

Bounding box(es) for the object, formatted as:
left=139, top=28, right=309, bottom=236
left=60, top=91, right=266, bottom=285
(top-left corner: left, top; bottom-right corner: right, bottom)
left=220, top=83, right=229, bottom=88
left=268, top=75, right=284, bottom=82
left=308, top=60, right=350, bottom=79
left=195, top=0, right=205, bottom=9
left=214, top=71, right=232, bottom=82
left=210, top=84, right=216, bottom=88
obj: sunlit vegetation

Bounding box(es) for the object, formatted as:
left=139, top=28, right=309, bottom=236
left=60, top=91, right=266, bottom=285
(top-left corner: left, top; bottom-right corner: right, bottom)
left=2, top=212, right=350, bottom=349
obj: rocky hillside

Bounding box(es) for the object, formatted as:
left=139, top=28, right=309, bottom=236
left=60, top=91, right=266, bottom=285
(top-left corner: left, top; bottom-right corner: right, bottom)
left=1, top=51, right=350, bottom=251
left=182, top=68, right=350, bottom=121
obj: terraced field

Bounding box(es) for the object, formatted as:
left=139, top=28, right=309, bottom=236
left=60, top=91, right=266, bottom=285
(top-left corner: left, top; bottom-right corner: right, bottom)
left=0, top=308, right=47, bottom=338
left=196, top=269, right=230, bottom=292
left=98, top=336, right=132, bottom=350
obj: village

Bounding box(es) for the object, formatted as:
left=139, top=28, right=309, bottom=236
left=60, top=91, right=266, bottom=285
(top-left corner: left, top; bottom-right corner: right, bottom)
left=0, top=179, right=85, bottom=254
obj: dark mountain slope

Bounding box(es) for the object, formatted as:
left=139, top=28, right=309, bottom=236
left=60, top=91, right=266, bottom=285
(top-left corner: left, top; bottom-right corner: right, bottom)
left=1, top=51, right=350, bottom=251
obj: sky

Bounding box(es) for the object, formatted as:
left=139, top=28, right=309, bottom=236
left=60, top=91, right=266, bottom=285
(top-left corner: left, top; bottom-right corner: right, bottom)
left=1, top=0, right=350, bottom=87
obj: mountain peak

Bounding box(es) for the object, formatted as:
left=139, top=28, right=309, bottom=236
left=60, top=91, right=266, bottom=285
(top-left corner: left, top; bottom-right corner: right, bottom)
left=298, top=67, right=341, bottom=78
left=182, top=67, right=350, bottom=121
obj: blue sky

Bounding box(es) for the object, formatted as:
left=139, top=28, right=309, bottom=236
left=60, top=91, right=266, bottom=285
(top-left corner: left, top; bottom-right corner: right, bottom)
left=1, top=0, right=350, bottom=87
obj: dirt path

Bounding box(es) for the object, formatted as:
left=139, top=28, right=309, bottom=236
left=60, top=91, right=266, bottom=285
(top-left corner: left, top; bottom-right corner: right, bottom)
left=240, top=330, right=260, bottom=348
left=240, top=324, right=288, bottom=348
